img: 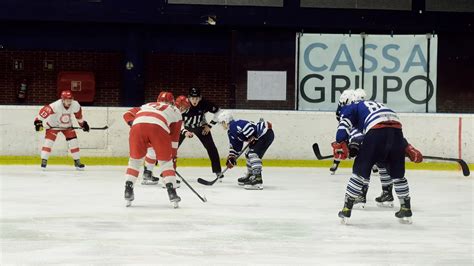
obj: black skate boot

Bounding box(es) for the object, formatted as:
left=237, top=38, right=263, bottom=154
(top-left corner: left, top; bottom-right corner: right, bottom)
left=166, top=183, right=181, bottom=208
left=124, top=181, right=134, bottom=207
left=74, top=159, right=85, bottom=170
left=375, top=185, right=394, bottom=207
left=141, top=167, right=159, bottom=185
left=338, top=196, right=355, bottom=224
left=329, top=160, right=340, bottom=175
left=41, top=159, right=47, bottom=170
left=244, top=173, right=263, bottom=190
left=238, top=172, right=252, bottom=186
left=354, top=185, right=368, bottom=208
left=395, top=197, right=412, bottom=224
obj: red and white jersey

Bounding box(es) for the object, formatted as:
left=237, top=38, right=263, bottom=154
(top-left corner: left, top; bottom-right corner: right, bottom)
left=36, top=99, right=83, bottom=129
left=124, top=102, right=183, bottom=155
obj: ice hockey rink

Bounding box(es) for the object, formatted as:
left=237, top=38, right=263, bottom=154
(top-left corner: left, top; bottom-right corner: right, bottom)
left=1, top=165, right=472, bottom=265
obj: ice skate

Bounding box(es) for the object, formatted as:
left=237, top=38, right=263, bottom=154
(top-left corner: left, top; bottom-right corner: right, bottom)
left=353, top=195, right=366, bottom=208
left=353, top=186, right=368, bottom=208
left=244, top=173, right=263, bottom=190
left=166, top=183, right=181, bottom=208
left=160, top=178, right=180, bottom=189
left=238, top=172, right=252, bottom=186
left=41, top=159, right=47, bottom=170
left=124, top=181, right=134, bottom=207
left=329, top=160, right=340, bottom=175
left=395, top=197, right=412, bottom=224
left=74, top=159, right=85, bottom=171
left=141, top=168, right=159, bottom=185
left=375, top=190, right=394, bottom=208
left=338, top=196, right=355, bottom=224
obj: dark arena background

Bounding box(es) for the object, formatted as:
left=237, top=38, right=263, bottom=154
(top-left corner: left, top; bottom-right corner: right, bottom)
left=0, top=1, right=473, bottom=265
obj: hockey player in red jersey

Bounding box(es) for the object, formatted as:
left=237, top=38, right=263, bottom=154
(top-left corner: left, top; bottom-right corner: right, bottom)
left=123, top=95, right=191, bottom=186
left=123, top=92, right=185, bottom=208
left=34, top=90, right=89, bottom=170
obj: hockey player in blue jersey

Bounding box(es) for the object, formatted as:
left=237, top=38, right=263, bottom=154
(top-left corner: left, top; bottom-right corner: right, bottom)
left=336, top=89, right=399, bottom=208
left=217, top=111, right=274, bottom=190
left=333, top=97, right=422, bottom=224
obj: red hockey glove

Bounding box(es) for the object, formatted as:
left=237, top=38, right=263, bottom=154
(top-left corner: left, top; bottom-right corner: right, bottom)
left=405, top=144, right=423, bottom=163
left=331, top=141, right=349, bottom=160
left=226, top=155, right=237, bottom=169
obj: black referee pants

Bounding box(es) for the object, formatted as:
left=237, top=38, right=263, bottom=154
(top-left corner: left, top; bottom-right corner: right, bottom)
left=179, top=127, right=222, bottom=174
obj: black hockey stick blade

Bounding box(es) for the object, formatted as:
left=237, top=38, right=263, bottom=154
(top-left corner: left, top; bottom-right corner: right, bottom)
left=176, top=171, right=207, bottom=202
left=197, top=176, right=219, bottom=186
left=197, top=170, right=226, bottom=186
left=424, top=156, right=470, bottom=177
left=197, top=142, right=251, bottom=186
left=312, top=143, right=333, bottom=160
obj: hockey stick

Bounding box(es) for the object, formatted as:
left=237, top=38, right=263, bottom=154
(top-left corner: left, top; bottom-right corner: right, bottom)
left=197, top=142, right=251, bottom=186
left=312, top=143, right=333, bottom=160
left=49, top=125, right=109, bottom=130
left=424, top=156, right=470, bottom=177
left=175, top=171, right=207, bottom=202
left=313, top=142, right=470, bottom=176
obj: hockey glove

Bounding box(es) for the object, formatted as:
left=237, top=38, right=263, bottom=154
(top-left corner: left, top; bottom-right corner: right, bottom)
left=226, top=155, right=237, bottom=169
left=331, top=141, right=349, bottom=160
left=81, top=121, right=90, bottom=132
left=34, top=120, right=44, bottom=131
left=348, top=142, right=360, bottom=158
left=405, top=144, right=423, bottom=163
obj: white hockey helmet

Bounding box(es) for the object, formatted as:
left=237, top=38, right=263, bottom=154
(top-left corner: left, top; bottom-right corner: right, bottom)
left=217, top=110, right=234, bottom=124
left=354, top=88, right=367, bottom=102
left=338, top=89, right=356, bottom=106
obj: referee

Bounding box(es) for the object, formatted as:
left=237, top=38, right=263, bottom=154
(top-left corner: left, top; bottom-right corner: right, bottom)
left=179, top=87, right=223, bottom=178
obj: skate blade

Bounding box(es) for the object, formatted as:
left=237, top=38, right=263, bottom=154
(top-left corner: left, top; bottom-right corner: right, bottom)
left=125, top=200, right=132, bottom=207
left=376, top=202, right=394, bottom=208
left=244, top=184, right=263, bottom=190
left=340, top=217, right=349, bottom=225
left=170, top=199, right=181, bottom=208
left=398, top=217, right=412, bottom=224
left=76, top=167, right=85, bottom=171
left=330, top=171, right=335, bottom=175
left=141, top=180, right=159, bottom=185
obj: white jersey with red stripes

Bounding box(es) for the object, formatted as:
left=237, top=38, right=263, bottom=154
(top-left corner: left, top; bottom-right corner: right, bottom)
left=132, top=102, right=182, bottom=133
left=36, top=99, right=83, bottom=129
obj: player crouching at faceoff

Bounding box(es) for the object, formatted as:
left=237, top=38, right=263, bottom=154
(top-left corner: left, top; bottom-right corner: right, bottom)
left=217, top=111, right=274, bottom=190
left=335, top=88, right=422, bottom=208
left=123, top=92, right=185, bottom=208
left=333, top=96, right=422, bottom=224
left=34, top=90, right=89, bottom=170
left=122, top=95, right=190, bottom=186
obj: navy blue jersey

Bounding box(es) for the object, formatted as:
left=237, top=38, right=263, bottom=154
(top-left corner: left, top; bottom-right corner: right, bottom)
left=227, top=119, right=270, bottom=156
left=337, top=100, right=400, bottom=143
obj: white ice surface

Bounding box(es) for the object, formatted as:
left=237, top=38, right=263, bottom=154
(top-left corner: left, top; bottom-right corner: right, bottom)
left=1, top=166, right=473, bottom=265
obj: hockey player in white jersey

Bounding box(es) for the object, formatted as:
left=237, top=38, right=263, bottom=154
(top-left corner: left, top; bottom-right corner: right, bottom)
left=33, top=90, right=89, bottom=170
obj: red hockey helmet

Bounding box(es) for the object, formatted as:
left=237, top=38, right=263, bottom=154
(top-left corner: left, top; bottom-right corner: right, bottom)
left=157, top=91, right=175, bottom=104
left=175, top=95, right=191, bottom=112
left=61, top=90, right=73, bottom=100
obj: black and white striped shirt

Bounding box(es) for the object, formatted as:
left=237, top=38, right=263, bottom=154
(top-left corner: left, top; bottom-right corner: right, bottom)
left=182, top=99, right=220, bottom=129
